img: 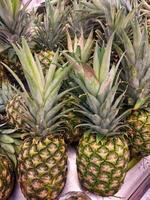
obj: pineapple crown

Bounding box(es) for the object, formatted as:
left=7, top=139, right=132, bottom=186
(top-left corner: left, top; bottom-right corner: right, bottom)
left=140, top=0, right=150, bottom=12
left=3, top=38, right=72, bottom=136
left=64, top=34, right=128, bottom=136
left=34, top=0, right=70, bottom=51
left=138, top=0, right=150, bottom=27
left=119, top=19, right=150, bottom=109
left=0, top=0, right=33, bottom=52
left=66, top=28, right=94, bottom=64
left=81, top=0, right=136, bottom=38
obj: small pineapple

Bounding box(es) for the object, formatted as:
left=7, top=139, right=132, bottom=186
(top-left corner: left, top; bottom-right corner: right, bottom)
left=4, top=38, right=71, bottom=199
left=120, top=20, right=150, bottom=156
left=64, top=34, right=130, bottom=196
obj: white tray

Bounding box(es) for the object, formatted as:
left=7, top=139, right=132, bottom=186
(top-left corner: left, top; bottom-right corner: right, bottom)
left=9, top=147, right=150, bottom=200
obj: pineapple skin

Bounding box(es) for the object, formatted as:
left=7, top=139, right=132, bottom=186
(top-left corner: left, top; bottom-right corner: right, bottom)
left=77, top=132, right=130, bottom=196
left=61, top=94, right=83, bottom=144
left=18, top=134, right=67, bottom=200
left=0, top=155, right=14, bottom=200
left=128, top=110, right=150, bottom=156
left=6, top=94, right=24, bottom=129
left=60, top=191, right=92, bottom=200
left=37, top=50, right=55, bottom=73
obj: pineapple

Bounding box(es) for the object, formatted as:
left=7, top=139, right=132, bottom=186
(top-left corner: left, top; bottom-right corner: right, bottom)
left=64, top=34, right=130, bottom=196
left=0, top=78, right=25, bottom=129
left=0, top=89, right=23, bottom=200
left=0, top=0, right=34, bottom=84
left=6, top=94, right=25, bottom=129
left=0, top=154, right=14, bottom=200
left=60, top=29, right=94, bottom=144
left=119, top=20, right=150, bottom=156
left=34, top=0, right=70, bottom=70
left=60, top=191, right=92, bottom=200
left=4, top=38, right=71, bottom=199
left=0, top=120, right=22, bottom=200
left=35, top=1, right=93, bottom=144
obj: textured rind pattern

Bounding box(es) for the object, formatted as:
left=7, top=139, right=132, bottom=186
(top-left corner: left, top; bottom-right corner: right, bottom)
left=0, top=155, right=14, bottom=200
left=60, top=191, right=92, bottom=200
left=128, top=110, right=150, bottom=156
left=77, top=133, right=130, bottom=196
left=18, top=135, right=67, bottom=200
left=6, top=94, right=25, bottom=129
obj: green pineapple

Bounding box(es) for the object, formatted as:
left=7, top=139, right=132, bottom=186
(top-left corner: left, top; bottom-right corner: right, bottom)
left=4, top=38, right=71, bottom=199
left=64, top=34, right=130, bottom=196
left=0, top=0, right=34, bottom=84
left=119, top=20, right=150, bottom=156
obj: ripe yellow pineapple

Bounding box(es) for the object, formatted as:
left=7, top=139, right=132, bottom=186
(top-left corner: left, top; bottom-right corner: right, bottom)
left=64, top=34, right=130, bottom=196
left=4, top=38, right=71, bottom=199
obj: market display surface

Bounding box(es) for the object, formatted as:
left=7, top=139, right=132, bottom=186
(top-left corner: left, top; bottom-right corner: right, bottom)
left=0, top=0, right=150, bottom=200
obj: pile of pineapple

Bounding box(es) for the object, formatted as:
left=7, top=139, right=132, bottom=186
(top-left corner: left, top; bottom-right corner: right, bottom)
left=0, top=0, right=150, bottom=199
